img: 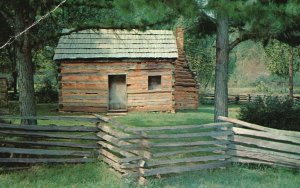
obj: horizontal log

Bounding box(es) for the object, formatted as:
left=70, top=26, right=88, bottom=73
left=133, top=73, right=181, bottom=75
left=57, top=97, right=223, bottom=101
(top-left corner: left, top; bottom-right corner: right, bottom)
left=153, top=146, right=226, bottom=158
left=62, top=95, right=106, bottom=100
left=0, top=123, right=98, bottom=132
left=218, top=116, right=300, bottom=138
left=227, top=149, right=300, bottom=167
left=60, top=102, right=106, bottom=107
left=145, top=155, right=228, bottom=167
left=232, top=127, right=300, bottom=144
left=141, top=161, right=229, bottom=177
left=0, top=147, right=93, bottom=157
left=123, top=140, right=229, bottom=149
left=119, top=130, right=232, bottom=140
left=230, top=157, right=300, bottom=169
left=0, top=116, right=99, bottom=122
left=0, top=158, right=94, bottom=163
left=175, top=82, right=197, bottom=87
left=150, top=140, right=229, bottom=148
left=232, top=135, right=300, bottom=154
left=228, top=144, right=300, bottom=160
left=59, top=99, right=107, bottom=104
left=127, top=90, right=172, bottom=94
left=61, top=106, right=107, bottom=113
left=0, top=130, right=99, bottom=140
left=123, top=122, right=232, bottom=132
left=0, top=140, right=99, bottom=149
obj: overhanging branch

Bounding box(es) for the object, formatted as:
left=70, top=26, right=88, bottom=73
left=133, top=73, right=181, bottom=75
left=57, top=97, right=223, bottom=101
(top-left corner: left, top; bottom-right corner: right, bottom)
left=229, top=34, right=251, bottom=51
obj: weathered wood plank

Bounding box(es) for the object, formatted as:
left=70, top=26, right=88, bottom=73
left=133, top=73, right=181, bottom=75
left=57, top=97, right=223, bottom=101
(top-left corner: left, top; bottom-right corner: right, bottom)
left=0, top=158, right=94, bottom=163
left=228, top=144, right=300, bottom=160
left=61, top=106, right=107, bottom=113
left=141, top=161, right=229, bottom=177
left=153, top=146, right=226, bottom=158
left=99, top=148, right=122, bottom=163
left=0, top=140, right=99, bottom=149
left=96, top=133, right=152, bottom=159
left=97, top=132, right=131, bottom=147
left=123, top=140, right=229, bottom=149
left=0, top=116, right=99, bottom=122
left=232, top=127, right=300, bottom=144
left=230, top=157, right=300, bottom=169
left=101, top=155, right=128, bottom=174
left=123, top=122, right=232, bottom=132
left=218, top=116, right=300, bottom=138
left=115, top=130, right=231, bottom=140
left=227, top=149, right=300, bottom=167
left=232, top=135, right=300, bottom=154
left=97, top=141, right=135, bottom=157
left=0, top=147, right=93, bottom=157
left=0, top=130, right=99, bottom=140
left=97, top=124, right=131, bottom=138
left=119, top=130, right=232, bottom=140
left=145, top=155, right=229, bottom=167
left=0, top=123, right=99, bottom=132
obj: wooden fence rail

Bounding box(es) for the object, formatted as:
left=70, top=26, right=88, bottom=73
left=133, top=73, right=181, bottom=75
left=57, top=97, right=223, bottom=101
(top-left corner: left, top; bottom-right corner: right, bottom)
left=202, top=93, right=300, bottom=104
left=96, top=114, right=300, bottom=184
left=0, top=116, right=100, bottom=168
left=1, top=114, right=299, bottom=182
left=218, top=116, right=300, bottom=169
left=95, top=115, right=233, bottom=183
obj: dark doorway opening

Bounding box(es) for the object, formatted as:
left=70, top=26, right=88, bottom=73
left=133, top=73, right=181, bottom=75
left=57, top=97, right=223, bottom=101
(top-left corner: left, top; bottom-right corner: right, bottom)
left=108, top=75, right=127, bottom=111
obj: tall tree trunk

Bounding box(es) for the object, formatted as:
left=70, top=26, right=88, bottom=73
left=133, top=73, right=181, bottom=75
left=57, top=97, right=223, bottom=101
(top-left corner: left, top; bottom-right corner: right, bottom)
left=214, top=7, right=229, bottom=122
left=15, top=7, right=37, bottom=125
left=288, top=47, right=294, bottom=100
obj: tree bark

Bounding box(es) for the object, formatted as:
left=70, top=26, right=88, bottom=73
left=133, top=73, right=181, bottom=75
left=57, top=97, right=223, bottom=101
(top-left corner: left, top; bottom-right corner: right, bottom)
left=288, top=47, right=294, bottom=100
left=214, top=7, right=229, bottom=122
left=15, top=6, right=37, bottom=125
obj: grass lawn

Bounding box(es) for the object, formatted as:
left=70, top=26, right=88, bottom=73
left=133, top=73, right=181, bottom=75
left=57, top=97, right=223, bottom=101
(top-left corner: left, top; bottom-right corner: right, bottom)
left=0, top=104, right=299, bottom=188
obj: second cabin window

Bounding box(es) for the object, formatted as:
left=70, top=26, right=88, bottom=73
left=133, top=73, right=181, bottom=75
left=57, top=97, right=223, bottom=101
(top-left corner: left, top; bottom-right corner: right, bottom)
left=148, top=76, right=161, bottom=90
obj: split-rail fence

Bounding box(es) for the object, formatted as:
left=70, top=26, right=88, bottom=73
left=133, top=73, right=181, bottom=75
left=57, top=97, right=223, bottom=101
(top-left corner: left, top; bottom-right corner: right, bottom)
left=0, top=116, right=100, bottom=170
left=202, top=93, right=300, bottom=104
left=95, top=115, right=300, bottom=183
left=0, top=114, right=299, bottom=183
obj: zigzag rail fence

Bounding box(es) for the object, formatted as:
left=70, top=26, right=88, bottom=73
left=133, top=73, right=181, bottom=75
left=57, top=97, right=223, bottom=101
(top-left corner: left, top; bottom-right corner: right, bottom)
left=0, top=116, right=100, bottom=171
left=95, top=114, right=300, bottom=184
left=0, top=114, right=299, bottom=184
left=202, top=93, right=300, bottom=105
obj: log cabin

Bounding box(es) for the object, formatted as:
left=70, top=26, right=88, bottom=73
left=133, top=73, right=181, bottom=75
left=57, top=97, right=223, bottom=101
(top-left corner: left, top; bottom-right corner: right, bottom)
left=53, top=28, right=199, bottom=113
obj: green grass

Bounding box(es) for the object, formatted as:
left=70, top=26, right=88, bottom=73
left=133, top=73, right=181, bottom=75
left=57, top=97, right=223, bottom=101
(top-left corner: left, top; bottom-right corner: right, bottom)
left=116, top=105, right=240, bottom=127
left=1, top=104, right=299, bottom=188
left=0, top=162, right=299, bottom=188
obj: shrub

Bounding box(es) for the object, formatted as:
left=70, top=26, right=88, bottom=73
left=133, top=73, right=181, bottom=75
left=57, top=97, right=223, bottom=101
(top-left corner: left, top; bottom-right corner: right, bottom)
left=35, top=79, right=58, bottom=103
left=239, top=96, right=300, bottom=131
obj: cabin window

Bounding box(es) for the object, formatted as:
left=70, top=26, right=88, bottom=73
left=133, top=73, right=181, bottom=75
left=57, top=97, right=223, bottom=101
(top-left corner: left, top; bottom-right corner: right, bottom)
left=148, top=76, right=161, bottom=90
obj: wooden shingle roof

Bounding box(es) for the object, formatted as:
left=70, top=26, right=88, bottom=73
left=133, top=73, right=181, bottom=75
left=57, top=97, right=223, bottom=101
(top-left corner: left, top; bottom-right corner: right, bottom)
left=53, top=29, right=178, bottom=60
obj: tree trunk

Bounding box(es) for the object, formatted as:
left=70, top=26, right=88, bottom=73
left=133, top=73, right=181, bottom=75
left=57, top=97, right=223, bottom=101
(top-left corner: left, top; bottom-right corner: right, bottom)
left=15, top=7, right=37, bottom=125
left=214, top=7, right=229, bottom=122
left=288, top=47, right=294, bottom=100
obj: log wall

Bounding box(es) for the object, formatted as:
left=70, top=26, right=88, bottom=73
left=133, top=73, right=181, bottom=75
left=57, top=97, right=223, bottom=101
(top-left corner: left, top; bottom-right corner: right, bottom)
left=174, top=29, right=199, bottom=110
left=59, top=61, right=175, bottom=113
